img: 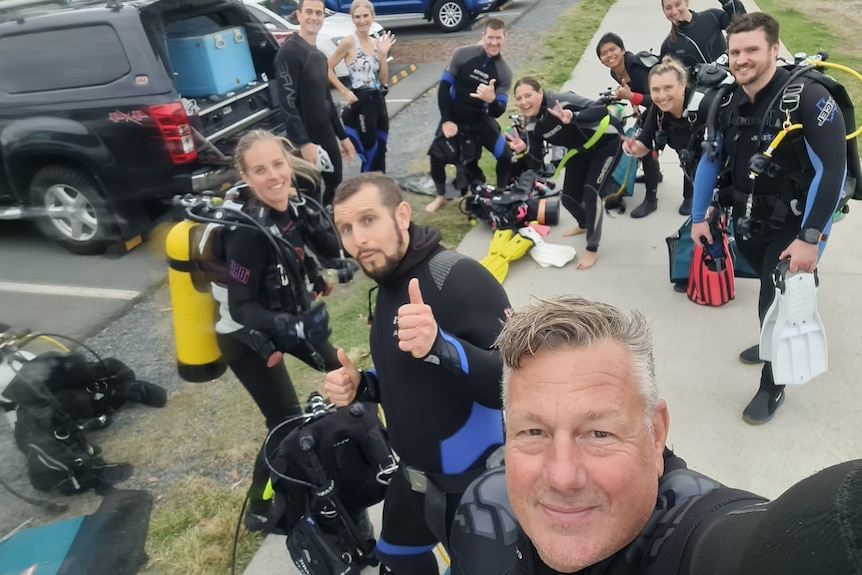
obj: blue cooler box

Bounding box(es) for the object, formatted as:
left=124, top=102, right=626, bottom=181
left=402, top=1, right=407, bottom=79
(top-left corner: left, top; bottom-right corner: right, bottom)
left=167, top=26, right=256, bottom=97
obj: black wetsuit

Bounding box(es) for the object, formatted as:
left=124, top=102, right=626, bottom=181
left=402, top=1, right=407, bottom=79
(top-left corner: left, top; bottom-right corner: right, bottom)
left=692, top=67, right=846, bottom=397
left=430, top=45, right=514, bottom=194
left=523, top=90, right=623, bottom=253
left=356, top=224, right=510, bottom=574
left=660, top=0, right=746, bottom=69
left=608, top=52, right=661, bottom=196
left=274, top=35, right=348, bottom=205
left=450, top=451, right=862, bottom=574
left=217, top=199, right=342, bottom=505
left=636, top=86, right=700, bottom=199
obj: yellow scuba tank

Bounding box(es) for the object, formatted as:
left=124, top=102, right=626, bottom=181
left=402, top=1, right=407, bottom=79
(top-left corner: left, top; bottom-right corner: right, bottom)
left=166, top=219, right=227, bottom=382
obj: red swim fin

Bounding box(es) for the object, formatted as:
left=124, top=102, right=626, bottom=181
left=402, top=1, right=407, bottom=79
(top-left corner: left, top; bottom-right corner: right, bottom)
left=687, top=241, right=735, bottom=306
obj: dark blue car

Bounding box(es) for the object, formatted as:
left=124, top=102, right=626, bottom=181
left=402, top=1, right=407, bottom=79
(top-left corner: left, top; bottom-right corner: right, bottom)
left=324, top=0, right=495, bottom=32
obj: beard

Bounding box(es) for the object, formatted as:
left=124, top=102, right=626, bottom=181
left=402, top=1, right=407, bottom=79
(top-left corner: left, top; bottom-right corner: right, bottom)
left=357, top=223, right=405, bottom=282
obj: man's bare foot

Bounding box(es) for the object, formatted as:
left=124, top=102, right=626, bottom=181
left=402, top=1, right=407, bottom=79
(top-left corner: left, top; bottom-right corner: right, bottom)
left=561, top=226, right=587, bottom=237
left=425, top=196, right=447, bottom=213
left=576, top=251, right=598, bottom=270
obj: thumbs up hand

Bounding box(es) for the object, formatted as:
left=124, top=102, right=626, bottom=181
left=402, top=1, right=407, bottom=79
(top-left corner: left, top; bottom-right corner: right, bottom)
left=469, top=78, right=497, bottom=104
left=397, top=278, right=438, bottom=358
left=324, top=348, right=361, bottom=406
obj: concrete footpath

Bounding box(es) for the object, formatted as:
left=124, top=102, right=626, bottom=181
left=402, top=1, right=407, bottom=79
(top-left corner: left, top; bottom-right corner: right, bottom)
left=244, top=0, right=862, bottom=572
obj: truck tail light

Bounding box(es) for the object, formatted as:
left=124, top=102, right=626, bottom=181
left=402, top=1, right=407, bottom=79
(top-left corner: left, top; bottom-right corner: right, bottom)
left=146, top=103, right=197, bottom=164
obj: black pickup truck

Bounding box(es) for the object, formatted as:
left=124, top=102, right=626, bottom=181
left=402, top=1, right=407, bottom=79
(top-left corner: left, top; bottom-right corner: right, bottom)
left=0, top=0, right=284, bottom=254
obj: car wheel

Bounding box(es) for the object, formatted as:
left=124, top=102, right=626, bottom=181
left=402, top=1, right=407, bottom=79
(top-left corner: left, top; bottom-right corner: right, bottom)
left=29, top=165, right=116, bottom=255
left=432, top=0, right=468, bottom=33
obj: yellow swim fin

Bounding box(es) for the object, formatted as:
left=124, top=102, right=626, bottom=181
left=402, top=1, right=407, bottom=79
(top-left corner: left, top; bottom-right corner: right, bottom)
left=480, top=229, right=514, bottom=282
left=481, top=229, right=534, bottom=284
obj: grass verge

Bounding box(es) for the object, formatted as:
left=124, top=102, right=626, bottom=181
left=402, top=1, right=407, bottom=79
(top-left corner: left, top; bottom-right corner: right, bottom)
left=754, top=0, right=862, bottom=126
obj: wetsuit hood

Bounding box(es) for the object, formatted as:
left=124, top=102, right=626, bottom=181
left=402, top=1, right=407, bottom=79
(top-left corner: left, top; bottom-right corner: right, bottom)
left=377, top=223, right=442, bottom=286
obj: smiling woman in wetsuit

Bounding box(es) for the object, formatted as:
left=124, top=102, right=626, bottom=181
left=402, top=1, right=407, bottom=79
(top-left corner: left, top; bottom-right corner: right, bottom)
left=508, top=77, right=624, bottom=271
left=623, top=56, right=702, bottom=219
left=660, top=0, right=746, bottom=70
left=216, top=129, right=348, bottom=532
left=327, top=0, right=396, bottom=173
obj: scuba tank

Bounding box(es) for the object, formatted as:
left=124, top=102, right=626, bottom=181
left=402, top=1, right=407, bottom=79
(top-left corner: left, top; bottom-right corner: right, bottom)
left=166, top=193, right=227, bottom=383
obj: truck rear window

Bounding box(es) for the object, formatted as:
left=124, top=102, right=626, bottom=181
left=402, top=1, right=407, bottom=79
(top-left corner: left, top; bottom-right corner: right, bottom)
left=0, top=24, right=130, bottom=94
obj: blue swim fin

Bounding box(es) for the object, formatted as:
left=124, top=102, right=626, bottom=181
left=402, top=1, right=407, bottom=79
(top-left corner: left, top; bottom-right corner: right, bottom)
left=759, top=260, right=827, bottom=385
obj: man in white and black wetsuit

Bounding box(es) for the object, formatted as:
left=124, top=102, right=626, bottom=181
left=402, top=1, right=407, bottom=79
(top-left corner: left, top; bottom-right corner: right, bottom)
left=327, top=173, right=511, bottom=574
left=426, top=18, right=513, bottom=213
left=274, top=0, right=355, bottom=206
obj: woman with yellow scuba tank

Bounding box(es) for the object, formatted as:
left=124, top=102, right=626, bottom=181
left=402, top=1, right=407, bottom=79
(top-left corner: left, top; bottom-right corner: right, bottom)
left=216, top=129, right=348, bottom=532
left=622, top=56, right=700, bottom=217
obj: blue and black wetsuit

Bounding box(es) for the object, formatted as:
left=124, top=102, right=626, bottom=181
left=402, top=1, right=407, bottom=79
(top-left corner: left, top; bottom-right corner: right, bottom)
left=356, top=224, right=510, bottom=574
left=341, top=33, right=389, bottom=173
left=430, top=44, right=514, bottom=195
left=274, top=35, right=348, bottom=205
left=660, top=0, right=746, bottom=70
left=692, top=67, right=846, bottom=395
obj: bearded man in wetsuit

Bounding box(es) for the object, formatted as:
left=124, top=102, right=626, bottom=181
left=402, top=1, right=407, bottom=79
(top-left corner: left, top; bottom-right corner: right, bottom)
left=326, top=172, right=511, bottom=574
left=274, top=0, right=354, bottom=206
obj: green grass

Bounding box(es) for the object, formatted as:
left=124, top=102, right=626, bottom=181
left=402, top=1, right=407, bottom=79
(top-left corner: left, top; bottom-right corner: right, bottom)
left=754, top=0, right=862, bottom=146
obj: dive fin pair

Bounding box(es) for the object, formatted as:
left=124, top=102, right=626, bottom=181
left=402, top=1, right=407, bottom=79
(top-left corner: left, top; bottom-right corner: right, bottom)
left=480, top=229, right=534, bottom=284
left=760, top=260, right=827, bottom=385
left=517, top=227, right=577, bottom=268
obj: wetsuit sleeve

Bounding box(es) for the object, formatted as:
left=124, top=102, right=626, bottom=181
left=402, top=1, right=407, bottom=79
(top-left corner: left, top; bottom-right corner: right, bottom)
left=438, top=47, right=467, bottom=123
left=427, top=258, right=510, bottom=408
left=565, top=101, right=612, bottom=126
left=718, top=0, right=746, bottom=24
left=798, top=83, right=846, bottom=233
left=637, top=107, right=658, bottom=147
left=487, top=61, right=512, bottom=119
left=691, top=131, right=724, bottom=223
left=224, top=227, right=284, bottom=332
left=275, top=44, right=312, bottom=148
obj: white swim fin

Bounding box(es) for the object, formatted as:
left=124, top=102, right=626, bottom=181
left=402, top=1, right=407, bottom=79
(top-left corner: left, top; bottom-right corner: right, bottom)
left=759, top=260, right=827, bottom=385
left=518, top=227, right=576, bottom=268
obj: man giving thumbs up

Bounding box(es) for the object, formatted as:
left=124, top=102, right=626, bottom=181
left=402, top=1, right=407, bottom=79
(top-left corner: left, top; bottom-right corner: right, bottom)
left=425, top=18, right=513, bottom=213
left=328, top=172, right=511, bottom=574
